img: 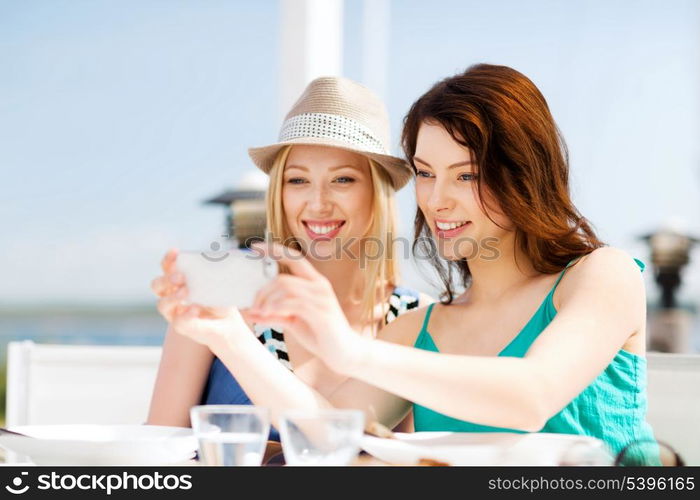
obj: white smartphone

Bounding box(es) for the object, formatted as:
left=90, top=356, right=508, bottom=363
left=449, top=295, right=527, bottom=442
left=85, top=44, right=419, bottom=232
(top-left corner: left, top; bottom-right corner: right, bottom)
left=174, top=248, right=278, bottom=309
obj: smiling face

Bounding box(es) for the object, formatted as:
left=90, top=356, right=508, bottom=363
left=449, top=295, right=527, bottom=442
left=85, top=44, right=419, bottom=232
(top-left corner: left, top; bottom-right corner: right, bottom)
left=414, top=122, right=513, bottom=261
left=281, top=145, right=374, bottom=259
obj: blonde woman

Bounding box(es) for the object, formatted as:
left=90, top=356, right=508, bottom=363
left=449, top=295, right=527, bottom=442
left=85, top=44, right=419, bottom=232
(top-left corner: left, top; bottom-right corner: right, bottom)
left=148, top=77, right=432, bottom=438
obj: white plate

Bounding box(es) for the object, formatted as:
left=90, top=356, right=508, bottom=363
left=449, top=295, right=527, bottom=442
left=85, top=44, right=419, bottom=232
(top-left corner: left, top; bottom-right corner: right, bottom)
left=361, top=432, right=611, bottom=466
left=0, top=425, right=197, bottom=465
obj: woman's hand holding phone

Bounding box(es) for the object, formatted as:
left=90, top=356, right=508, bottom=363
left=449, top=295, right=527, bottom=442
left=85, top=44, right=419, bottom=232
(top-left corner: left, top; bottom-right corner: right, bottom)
left=244, top=242, right=367, bottom=375
left=150, top=248, right=256, bottom=352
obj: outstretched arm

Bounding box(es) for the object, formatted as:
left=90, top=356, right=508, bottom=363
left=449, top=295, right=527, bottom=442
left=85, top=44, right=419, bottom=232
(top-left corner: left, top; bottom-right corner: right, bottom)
left=202, top=315, right=411, bottom=429
left=249, top=245, right=645, bottom=431
left=151, top=249, right=411, bottom=430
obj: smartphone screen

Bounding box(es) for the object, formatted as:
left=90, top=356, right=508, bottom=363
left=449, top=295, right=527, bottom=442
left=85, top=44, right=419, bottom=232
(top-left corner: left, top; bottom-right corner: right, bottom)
left=175, top=249, right=277, bottom=308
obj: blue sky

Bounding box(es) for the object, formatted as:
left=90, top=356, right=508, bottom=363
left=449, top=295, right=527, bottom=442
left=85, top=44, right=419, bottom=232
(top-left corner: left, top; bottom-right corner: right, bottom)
left=1, top=0, right=699, bottom=305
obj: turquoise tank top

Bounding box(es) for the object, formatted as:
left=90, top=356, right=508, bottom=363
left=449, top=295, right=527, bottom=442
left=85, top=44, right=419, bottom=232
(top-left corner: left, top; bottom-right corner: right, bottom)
left=413, top=257, right=656, bottom=455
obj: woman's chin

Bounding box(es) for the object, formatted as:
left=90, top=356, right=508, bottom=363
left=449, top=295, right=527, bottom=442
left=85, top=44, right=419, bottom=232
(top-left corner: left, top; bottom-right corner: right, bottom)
left=439, top=252, right=463, bottom=262
left=432, top=240, right=460, bottom=259
left=298, top=239, right=337, bottom=260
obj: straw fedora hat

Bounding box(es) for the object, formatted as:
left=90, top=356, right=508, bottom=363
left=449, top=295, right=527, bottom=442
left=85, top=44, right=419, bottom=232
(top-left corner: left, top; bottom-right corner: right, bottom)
left=248, top=76, right=413, bottom=190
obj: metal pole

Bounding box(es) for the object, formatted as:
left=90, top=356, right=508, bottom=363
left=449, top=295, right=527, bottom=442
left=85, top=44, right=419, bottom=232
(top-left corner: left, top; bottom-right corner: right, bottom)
left=279, top=0, right=344, bottom=122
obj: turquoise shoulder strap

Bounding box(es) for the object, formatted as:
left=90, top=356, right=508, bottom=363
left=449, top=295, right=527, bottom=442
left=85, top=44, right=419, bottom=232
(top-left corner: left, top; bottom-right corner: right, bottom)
left=420, top=302, right=437, bottom=333
left=549, top=257, right=581, bottom=294
left=550, top=254, right=645, bottom=298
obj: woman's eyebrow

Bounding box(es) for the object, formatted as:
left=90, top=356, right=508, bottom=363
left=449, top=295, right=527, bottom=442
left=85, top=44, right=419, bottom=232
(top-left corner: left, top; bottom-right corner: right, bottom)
left=284, top=165, right=308, bottom=171
left=413, top=156, right=473, bottom=169
left=328, top=164, right=363, bottom=172
left=285, top=164, right=361, bottom=172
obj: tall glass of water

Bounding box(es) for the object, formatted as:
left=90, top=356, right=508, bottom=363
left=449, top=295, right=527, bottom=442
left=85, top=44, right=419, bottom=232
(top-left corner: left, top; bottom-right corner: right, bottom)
left=190, top=405, right=270, bottom=466
left=279, top=409, right=365, bottom=466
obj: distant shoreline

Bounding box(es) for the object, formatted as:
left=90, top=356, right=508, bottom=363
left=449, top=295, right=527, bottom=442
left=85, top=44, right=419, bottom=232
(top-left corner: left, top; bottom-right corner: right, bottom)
left=0, top=303, right=159, bottom=317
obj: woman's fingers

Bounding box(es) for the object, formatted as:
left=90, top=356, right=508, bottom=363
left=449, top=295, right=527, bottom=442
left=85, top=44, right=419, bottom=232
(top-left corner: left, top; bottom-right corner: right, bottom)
left=251, top=274, right=310, bottom=313
left=161, top=248, right=179, bottom=274
left=170, top=305, right=253, bottom=350
left=239, top=308, right=255, bottom=324
left=199, top=305, right=235, bottom=319
left=244, top=310, right=304, bottom=334
left=169, top=272, right=185, bottom=285
left=150, top=277, right=163, bottom=295
left=156, top=296, right=181, bottom=322
left=181, top=304, right=201, bottom=318
left=248, top=297, right=308, bottom=324
left=252, top=242, right=321, bottom=281
left=151, top=248, right=185, bottom=297
left=175, top=285, right=188, bottom=300
left=169, top=304, right=202, bottom=333
left=150, top=273, right=186, bottom=297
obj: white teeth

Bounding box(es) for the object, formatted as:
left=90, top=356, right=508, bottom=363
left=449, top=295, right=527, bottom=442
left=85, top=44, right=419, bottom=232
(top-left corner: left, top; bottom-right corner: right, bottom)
left=307, top=223, right=342, bottom=235
left=436, top=220, right=468, bottom=231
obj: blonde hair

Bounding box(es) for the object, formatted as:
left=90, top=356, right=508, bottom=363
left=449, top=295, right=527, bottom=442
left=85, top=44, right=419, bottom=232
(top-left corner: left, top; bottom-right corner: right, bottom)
left=265, top=146, right=400, bottom=334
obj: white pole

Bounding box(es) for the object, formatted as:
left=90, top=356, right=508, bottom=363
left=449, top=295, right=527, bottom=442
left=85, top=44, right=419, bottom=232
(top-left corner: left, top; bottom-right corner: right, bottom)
left=361, top=0, right=390, bottom=101
left=279, top=0, right=344, bottom=122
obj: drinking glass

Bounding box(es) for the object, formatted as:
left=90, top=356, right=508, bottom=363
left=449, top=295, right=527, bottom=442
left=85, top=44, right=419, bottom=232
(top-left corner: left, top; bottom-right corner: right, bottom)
left=190, top=405, right=270, bottom=466
left=614, top=439, right=684, bottom=466
left=279, top=409, right=365, bottom=466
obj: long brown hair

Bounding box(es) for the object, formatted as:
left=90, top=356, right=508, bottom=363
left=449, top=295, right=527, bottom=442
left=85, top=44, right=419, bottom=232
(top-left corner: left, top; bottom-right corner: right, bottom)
left=402, top=63, right=604, bottom=303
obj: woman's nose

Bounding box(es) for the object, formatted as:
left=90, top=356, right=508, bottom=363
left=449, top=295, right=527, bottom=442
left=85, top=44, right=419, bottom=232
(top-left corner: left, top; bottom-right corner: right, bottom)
left=426, top=178, right=454, bottom=214
left=308, top=185, right=332, bottom=212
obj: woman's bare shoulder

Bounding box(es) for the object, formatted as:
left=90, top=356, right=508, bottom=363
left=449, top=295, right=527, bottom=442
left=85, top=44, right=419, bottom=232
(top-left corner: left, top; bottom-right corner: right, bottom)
left=556, top=246, right=645, bottom=308
left=379, top=304, right=434, bottom=346
left=570, top=246, right=642, bottom=278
